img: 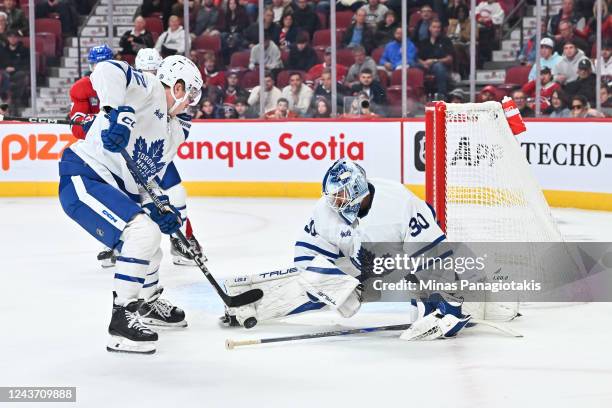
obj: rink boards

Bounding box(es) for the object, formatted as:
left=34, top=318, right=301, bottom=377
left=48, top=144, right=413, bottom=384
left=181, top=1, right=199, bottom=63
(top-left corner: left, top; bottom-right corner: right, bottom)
left=0, top=118, right=610, bottom=210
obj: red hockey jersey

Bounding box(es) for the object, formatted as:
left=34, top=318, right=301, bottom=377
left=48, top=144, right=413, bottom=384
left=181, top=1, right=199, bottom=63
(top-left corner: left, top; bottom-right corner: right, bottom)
left=69, top=76, right=100, bottom=140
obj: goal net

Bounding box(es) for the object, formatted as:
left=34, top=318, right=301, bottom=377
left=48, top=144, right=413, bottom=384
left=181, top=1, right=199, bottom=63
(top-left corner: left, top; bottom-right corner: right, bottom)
left=424, top=101, right=573, bottom=319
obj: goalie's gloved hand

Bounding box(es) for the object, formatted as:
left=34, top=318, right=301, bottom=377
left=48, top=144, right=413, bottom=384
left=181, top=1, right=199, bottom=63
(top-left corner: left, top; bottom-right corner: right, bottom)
left=356, top=246, right=394, bottom=281
left=101, top=106, right=135, bottom=152
left=143, top=195, right=182, bottom=235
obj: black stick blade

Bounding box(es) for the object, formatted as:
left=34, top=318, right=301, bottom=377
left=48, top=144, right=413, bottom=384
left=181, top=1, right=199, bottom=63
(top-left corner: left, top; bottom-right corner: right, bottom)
left=225, top=288, right=264, bottom=307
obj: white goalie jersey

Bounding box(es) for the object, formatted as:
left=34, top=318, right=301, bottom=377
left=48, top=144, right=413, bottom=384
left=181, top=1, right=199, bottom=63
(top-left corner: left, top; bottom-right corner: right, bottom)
left=294, top=178, right=446, bottom=278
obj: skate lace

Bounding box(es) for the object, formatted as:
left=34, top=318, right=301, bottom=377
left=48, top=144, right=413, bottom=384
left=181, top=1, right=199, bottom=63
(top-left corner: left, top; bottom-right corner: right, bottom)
left=151, top=298, right=174, bottom=318
left=125, top=310, right=150, bottom=333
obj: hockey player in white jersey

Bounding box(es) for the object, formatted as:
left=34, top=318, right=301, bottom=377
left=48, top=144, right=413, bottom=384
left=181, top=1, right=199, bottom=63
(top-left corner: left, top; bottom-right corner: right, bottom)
left=134, top=47, right=206, bottom=267
left=222, top=159, right=471, bottom=340
left=58, top=55, right=204, bottom=354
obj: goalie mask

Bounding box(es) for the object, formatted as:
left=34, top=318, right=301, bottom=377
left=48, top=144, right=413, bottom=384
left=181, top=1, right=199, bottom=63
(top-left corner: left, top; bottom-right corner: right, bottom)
left=322, top=159, right=369, bottom=224
left=156, top=55, right=203, bottom=113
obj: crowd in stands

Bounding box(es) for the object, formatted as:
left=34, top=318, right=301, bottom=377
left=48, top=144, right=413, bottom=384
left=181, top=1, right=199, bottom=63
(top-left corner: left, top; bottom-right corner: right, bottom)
left=0, top=0, right=611, bottom=118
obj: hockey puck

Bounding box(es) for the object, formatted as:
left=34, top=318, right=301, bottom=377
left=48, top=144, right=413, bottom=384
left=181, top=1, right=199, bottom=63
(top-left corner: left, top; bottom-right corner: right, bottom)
left=243, top=317, right=257, bottom=329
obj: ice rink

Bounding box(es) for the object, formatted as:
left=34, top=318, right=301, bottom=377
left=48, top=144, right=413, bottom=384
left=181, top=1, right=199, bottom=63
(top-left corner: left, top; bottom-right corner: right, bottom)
left=1, top=197, right=611, bottom=408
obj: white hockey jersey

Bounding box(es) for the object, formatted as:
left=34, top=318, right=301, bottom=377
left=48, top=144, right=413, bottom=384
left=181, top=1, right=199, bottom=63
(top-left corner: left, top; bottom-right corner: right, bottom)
left=294, top=178, right=446, bottom=277
left=69, top=60, right=187, bottom=202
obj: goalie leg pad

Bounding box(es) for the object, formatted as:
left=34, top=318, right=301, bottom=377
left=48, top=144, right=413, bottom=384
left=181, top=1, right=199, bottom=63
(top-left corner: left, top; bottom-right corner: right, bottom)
left=224, top=257, right=361, bottom=325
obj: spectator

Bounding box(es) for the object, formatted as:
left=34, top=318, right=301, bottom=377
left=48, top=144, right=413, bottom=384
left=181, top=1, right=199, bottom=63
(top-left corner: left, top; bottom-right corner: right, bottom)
left=479, top=84, right=498, bottom=101
left=311, top=96, right=332, bottom=118
left=314, top=68, right=349, bottom=109
left=292, top=0, right=320, bottom=38
left=240, top=0, right=258, bottom=21
left=570, top=94, right=604, bottom=117
left=411, top=4, right=435, bottom=43
left=222, top=103, right=239, bottom=119
left=35, top=0, right=79, bottom=36
left=220, top=0, right=249, bottom=62
left=196, top=98, right=220, bottom=119
left=194, top=0, right=221, bottom=37
left=342, top=8, right=376, bottom=54
left=245, top=8, right=275, bottom=48
left=359, top=0, right=389, bottom=29
left=564, top=58, right=597, bottom=106
left=512, top=89, right=534, bottom=117
left=201, top=51, right=226, bottom=89
left=380, top=27, right=417, bottom=71
left=337, top=0, right=367, bottom=12
left=600, top=83, right=612, bottom=109
left=265, top=97, right=299, bottom=118
left=271, top=0, right=291, bottom=24
left=171, top=0, right=200, bottom=24
left=119, top=16, right=155, bottom=56
left=287, top=32, right=317, bottom=71
left=201, top=80, right=224, bottom=106
left=308, top=46, right=348, bottom=81
left=281, top=71, right=314, bottom=115
left=0, top=103, right=8, bottom=116
left=417, top=19, right=454, bottom=98
left=376, top=10, right=399, bottom=45
left=274, top=11, right=298, bottom=50
left=475, top=0, right=504, bottom=68
left=235, top=97, right=254, bottom=119
left=350, top=67, right=387, bottom=106
left=155, top=15, right=190, bottom=57
left=0, top=31, right=29, bottom=109
left=523, top=67, right=561, bottom=99
left=554, top=20, right=590, bottom=56
left=594, top=41, right=612, bottom=77
left=249, top=32, right=283, bottom=71
left=0, top=12, right=8, bottom=47
left=528, top=38, right=562, bottom=80
left=248, top=71, right=282, bottom=113
left=447, top=88, right=467, bottom=103
left=223, top=71, right=249, bottom=104
left=447, top=3, right=472, bottom=78
left=141, top=0, right=173, bottom=29
left=3, top=0, right=27, bottom=36
left=549, top=0, right=585, bottom=37
left=517, top=20, right=548, bottom=64
left=345, top=45, right=378, bottom=86
left=548, top=89, right=571, bottom=117
left=344, top=91, right=379, bottom=117
left=553, top=41, right=587, bottom=84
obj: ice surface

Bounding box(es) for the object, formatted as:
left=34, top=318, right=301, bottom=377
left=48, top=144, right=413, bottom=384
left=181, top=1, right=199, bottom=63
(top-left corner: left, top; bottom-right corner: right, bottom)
left=0, top=198, right=611, bottom=408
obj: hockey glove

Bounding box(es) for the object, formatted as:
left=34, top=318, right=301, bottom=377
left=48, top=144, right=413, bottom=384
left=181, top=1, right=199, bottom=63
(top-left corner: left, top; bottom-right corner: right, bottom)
left=143, top=195, right=182, bottom=235
left=101, top=106, right=136, bottom=152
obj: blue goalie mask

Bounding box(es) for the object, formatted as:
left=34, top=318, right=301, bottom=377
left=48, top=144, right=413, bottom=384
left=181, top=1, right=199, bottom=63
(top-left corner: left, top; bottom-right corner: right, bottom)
left=322, top=159, right=369, bottom=224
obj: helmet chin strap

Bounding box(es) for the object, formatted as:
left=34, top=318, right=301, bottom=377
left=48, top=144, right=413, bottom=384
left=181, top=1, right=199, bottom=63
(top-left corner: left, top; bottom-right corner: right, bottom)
left=168, top=85, right=188, bottom=116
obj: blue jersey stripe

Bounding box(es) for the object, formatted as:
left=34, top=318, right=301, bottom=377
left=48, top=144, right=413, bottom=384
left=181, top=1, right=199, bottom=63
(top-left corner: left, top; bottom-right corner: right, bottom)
left=117, top=256, right=150, bottom=265
left=306, top=266, right=345, bottom=275
left=106, top=60, right=131, bottom=87
left=409, top=234, right=446, bottom=258
left=294, top=255, right=315, bottom=263
left=146, top=268, right=159, bottom=276
left=295, top=241, right=340, bottom=259
left=114, top=273, right=145, bottom=284
left=142, top=280, right=159, bottom=288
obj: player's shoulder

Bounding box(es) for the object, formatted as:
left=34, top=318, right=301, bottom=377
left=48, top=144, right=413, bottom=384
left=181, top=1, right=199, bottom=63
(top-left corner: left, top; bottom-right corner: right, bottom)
left=91, top=60, right=135, bottom=84
left=70, top=76, right=94, bottom=98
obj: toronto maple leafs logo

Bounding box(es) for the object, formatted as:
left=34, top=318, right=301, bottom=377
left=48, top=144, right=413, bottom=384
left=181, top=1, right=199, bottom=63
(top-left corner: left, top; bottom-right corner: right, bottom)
left=132, top=136, right=166, bottom=180
left=154, top=109, right=164, bottom=120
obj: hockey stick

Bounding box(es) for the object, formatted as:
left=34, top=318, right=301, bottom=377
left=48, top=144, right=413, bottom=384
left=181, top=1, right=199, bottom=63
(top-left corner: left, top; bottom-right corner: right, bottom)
left=119, top=149, right=263, bottom=308
left=0, top=116, right=75, bottom=125
left=225, top=323, right=412, bottom=350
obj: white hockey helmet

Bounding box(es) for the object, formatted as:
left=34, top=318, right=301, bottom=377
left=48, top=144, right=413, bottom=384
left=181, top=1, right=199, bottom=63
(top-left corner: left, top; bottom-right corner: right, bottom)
left=156, top=55, right=203, bottom=112
left=135, top=48, right=162, bottom=72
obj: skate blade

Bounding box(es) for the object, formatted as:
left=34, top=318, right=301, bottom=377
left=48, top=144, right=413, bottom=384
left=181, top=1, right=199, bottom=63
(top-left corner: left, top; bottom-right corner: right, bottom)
left=142, top=318, right=188, bottom=328
left=106, top=336, right=156, bottom=354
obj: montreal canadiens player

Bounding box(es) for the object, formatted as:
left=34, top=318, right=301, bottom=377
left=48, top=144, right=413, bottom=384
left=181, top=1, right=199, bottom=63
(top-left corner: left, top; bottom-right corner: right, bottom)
left=135, top=48, right=206, bottom=266
left=222, top=160, right=471, bottom=340
left=58, top=55, right=204, bottom=354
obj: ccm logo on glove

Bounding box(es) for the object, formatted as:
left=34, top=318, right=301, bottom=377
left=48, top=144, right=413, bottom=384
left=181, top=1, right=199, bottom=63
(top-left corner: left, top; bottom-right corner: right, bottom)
left=101, top=106, right=136, bottom=153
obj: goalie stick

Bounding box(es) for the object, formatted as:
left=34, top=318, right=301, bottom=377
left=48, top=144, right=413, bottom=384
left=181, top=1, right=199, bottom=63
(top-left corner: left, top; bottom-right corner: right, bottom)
left=120, top=149, right=263, bottom=308
left=225, top=318, right=523, bottom=350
